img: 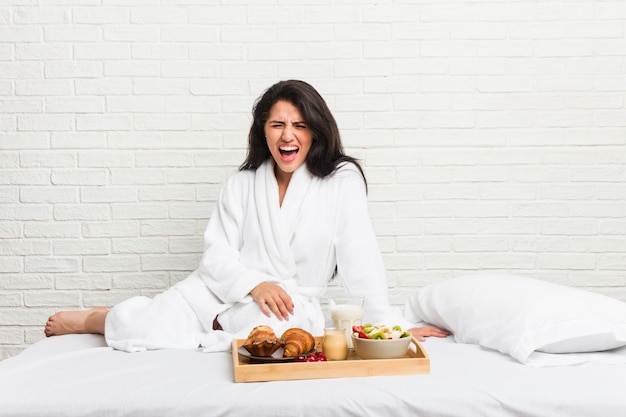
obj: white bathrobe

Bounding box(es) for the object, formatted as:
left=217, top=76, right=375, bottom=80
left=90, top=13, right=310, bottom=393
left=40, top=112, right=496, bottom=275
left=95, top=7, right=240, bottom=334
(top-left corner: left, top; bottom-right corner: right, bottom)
left=105, top=160, right=412, bottom=352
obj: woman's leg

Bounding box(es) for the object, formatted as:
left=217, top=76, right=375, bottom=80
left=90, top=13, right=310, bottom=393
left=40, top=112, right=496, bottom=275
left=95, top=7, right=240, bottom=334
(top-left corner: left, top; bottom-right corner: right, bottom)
left=45, top=307, right=109, bottom=337
left=105, top=291, right=207, bottom=351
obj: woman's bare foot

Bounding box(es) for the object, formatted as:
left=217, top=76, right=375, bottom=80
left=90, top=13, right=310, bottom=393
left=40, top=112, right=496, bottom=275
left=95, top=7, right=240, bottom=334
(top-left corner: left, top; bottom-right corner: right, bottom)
left=45, top=307, right=109, bottom=337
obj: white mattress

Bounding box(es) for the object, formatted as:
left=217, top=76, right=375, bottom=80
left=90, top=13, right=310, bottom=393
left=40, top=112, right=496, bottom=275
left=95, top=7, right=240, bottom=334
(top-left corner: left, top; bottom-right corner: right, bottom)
left=1, top=334, right=625, bottom=417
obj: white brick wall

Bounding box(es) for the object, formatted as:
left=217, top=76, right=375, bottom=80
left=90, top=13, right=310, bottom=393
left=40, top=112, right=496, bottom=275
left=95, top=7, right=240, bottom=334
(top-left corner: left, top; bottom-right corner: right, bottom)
left=2, top=1, right=626, bottom=359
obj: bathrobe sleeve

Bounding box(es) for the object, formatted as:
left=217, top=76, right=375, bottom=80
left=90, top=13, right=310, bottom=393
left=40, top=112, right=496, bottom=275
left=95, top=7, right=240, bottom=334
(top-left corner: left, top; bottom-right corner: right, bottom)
left=198, top=173, right=277, bottom=304
left=333, top=165, right=414, bottom=330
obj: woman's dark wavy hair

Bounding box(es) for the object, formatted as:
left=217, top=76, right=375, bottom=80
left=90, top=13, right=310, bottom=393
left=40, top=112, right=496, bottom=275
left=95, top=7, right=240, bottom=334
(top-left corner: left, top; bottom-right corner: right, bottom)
left=239, top=80, right=366, bottom=188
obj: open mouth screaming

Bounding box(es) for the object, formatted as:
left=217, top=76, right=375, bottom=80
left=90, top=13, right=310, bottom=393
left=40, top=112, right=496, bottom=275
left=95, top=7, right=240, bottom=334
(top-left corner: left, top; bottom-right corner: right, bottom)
left=279, top=145, right=299, bottom=161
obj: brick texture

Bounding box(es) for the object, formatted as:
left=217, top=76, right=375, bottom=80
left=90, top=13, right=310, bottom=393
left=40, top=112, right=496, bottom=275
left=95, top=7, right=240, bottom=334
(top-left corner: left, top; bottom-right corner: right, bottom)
left=1, top=1, right=626, bottom=359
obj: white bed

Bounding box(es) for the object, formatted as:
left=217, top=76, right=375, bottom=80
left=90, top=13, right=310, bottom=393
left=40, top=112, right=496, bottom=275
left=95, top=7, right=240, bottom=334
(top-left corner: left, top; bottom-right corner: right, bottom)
left=0, top=333, right=625, bottom=417
left=2, top=273, right=625, bottom=417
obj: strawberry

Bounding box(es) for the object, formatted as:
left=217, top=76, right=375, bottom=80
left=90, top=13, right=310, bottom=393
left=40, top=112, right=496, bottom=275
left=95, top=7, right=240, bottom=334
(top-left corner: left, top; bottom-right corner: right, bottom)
left=352, top=325, right=364, bottom=333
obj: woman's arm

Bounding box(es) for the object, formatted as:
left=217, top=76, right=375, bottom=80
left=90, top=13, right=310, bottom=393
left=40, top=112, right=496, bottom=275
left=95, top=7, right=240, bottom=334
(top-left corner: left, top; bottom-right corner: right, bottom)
left=410, top=325, right=450, bottom=341
left=333, top=165, right=413, bottom=328
left=199, top=174, right=275, bottom=304
left=334, top=165, right=450, bottom=339
left=199, top=173, right=294, bottom=320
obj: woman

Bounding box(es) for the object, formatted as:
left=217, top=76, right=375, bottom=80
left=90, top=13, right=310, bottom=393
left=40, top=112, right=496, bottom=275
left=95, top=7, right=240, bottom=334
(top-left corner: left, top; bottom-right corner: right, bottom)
left=45, top=80, right=448, bottom=352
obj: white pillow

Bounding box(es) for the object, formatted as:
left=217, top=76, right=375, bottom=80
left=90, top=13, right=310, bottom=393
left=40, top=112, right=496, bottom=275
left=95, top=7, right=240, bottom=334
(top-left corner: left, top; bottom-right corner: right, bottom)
left=406, top=274, right=626, bottom=365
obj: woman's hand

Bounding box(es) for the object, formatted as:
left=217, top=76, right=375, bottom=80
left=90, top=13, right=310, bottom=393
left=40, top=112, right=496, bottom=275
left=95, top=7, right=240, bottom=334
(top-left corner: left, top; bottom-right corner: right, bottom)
left=249, top=282, right=295, bottom=321
left=409, top=325, right=450, bottom=341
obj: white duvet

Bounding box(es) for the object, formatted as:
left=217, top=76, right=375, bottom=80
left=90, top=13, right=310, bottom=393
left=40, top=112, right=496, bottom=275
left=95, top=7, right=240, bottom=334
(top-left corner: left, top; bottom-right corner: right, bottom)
left=1, top=334, right=625, bottom=417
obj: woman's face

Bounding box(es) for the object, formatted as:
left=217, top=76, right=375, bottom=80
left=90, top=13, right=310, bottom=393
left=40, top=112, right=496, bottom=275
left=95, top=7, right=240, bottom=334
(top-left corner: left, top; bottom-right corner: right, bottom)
left=264, top=100, right=313, bottom=183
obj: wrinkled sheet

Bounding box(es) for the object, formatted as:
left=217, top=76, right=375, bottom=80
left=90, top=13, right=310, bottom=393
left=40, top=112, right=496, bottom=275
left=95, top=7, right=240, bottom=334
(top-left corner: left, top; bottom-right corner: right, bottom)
left=1, top=334, right=625, bottom=417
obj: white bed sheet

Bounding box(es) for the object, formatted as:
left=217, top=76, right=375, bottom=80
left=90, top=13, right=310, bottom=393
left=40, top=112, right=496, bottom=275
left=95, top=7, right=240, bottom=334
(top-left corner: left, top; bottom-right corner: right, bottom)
left=0, top=334, right=625, bottom=417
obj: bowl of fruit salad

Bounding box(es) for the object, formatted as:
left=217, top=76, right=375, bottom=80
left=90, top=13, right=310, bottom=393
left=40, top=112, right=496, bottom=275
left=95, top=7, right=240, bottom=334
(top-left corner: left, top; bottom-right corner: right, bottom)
left=351, top=324, right=412, bottom=359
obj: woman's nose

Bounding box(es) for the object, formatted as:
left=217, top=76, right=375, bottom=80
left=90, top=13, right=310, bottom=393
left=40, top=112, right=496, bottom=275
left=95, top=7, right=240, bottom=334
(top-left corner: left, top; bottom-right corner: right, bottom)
left=281, top=126, right=295, bottom=140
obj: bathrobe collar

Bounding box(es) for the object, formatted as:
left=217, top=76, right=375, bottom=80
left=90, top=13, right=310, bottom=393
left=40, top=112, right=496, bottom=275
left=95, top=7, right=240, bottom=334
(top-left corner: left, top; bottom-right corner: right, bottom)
left=255, top=160, right=317, bottom=280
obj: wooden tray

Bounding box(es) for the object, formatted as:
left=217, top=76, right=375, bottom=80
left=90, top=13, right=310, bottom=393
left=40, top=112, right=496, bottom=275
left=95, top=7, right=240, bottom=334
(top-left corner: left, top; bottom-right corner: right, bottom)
left=232, top=336, right=429, bottom=383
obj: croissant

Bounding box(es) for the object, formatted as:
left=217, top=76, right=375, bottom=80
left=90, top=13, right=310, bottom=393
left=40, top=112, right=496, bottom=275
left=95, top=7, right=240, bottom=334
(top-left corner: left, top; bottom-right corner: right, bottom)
left=281, top=328, right=315, bottom=357
left=242, top=325, right=283, bottom=357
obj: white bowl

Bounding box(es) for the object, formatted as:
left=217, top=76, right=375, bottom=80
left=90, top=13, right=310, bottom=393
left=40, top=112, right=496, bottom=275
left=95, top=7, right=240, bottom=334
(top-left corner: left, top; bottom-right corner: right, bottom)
left=352, top=334, right=412, bottom=359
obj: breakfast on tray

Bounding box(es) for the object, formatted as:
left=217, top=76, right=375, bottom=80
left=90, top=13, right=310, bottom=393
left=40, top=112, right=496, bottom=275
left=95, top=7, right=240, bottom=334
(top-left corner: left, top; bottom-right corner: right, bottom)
left=241, top=325, right=283, bottom=357
left=352, top=324, right=411, bottom=340
left=281, top=327, right=316, bottom=357
left=241, top=324, right=413, bottom=360
left=241, top=326, right=316, bottom=358
left=351, top=324, right=413, bottom=359
left=234, top=324, right=429, bottom=381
